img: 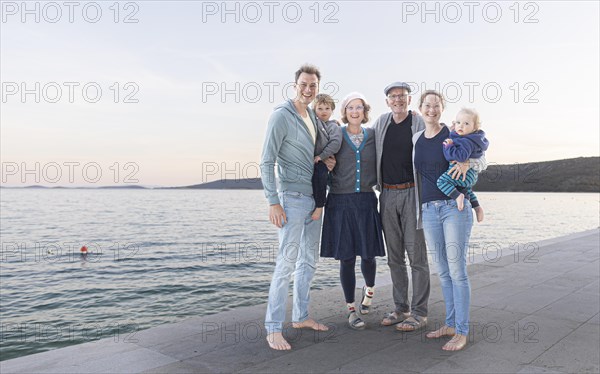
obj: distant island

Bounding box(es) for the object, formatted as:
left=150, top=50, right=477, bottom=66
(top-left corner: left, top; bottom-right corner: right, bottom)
left=166, top=178, right=263, bottom=190
left=475, top=157, right=599, bottom=192
left=2, top=157, right=598, bottom=193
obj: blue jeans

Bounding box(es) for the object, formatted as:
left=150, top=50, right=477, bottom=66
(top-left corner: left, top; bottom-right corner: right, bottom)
left=265, top=192, right=321, bottom=335
left=422, top=199, right=473, bottom=336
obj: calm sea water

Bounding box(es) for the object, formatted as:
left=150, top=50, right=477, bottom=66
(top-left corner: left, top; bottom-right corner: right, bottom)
left=0, top=190, right=598, bottom=360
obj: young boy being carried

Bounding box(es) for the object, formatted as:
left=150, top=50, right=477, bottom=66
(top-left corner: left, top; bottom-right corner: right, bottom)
left=312, top=93, right=342, bottom=220
left=437, top=108, right=489, bottom=222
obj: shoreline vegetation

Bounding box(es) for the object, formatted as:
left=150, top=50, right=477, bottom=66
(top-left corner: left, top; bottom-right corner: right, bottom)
left=1, top=157, right=599, bottom=193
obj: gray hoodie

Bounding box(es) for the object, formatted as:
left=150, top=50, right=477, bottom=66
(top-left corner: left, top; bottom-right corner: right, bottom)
left=260, top=100, right=320, bottom=205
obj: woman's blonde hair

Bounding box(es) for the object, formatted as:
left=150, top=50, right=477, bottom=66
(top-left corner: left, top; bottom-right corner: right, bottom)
left=457, top=108, right=482, bottom=130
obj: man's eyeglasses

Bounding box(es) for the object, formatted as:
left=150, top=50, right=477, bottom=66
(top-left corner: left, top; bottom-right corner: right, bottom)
left=387, top=94, right=408, bottom=101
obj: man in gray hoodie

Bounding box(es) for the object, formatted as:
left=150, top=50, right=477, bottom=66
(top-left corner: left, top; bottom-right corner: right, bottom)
left=372, top=82, right=430, bottom=331
left=260, top=64, right=330, bottom=350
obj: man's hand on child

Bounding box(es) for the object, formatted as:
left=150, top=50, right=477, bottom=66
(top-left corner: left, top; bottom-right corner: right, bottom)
left=323, top=156, right=336, bottom=171
left=314, top=156, right=322, bottom=163
left=443, top=138, right=454, bottom=147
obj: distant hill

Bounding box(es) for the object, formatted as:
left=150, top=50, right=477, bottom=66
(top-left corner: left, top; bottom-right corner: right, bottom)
left=476, top=157, right=599, bottom=192
left=97, top=185, right=148, bottom=189
left=171, top=178, right=263, bottom=190
left=186, top=157, right=599, bottom=193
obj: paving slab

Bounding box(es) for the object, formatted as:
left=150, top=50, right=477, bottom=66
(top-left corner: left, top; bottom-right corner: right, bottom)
left=515, top=365, right=566, bottom=373
left=331, top=335, right=452, bottom=374
left=461, top=314, right=582, bottom=365
left=577, top=279, right=600, bottom=296
left=542, top=272, right=599, bottom=292
left=531, top=322, right=600, bottom=374
left=0, top=339, right=177, bottom=374
left=485, top=283, right=577, bottom=315
left=423, top=350, right=522, bottom=373
left=141, top=360, right=207, bottom=374
left=536, top=291, right=600, bottom=324
left=470, top=281, right=525, bottom=308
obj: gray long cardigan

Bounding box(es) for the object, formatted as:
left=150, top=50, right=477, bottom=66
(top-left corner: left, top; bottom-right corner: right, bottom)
left=371, top=111, right=425, bottom=192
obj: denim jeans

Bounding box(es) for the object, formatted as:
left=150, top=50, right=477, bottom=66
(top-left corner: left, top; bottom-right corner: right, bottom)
left=422, top=199, right=473, bottom=335
left=265, top=192, right=321, bottom=335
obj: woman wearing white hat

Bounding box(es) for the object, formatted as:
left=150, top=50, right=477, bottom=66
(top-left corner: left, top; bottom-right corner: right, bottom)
left=320, top=92, right=385, bottom=329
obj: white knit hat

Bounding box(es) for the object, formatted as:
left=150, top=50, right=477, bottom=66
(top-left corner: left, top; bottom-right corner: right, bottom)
left=340, top=92, right=367, bottom=117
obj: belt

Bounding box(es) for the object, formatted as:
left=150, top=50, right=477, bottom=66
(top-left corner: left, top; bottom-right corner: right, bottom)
left=383, top=182, right=415, bottom=190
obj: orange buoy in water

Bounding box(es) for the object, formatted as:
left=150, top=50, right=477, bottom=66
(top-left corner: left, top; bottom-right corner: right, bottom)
left=80, top=246, right=88, bottom=253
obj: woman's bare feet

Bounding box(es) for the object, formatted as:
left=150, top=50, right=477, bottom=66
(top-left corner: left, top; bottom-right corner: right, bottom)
left=292, top=318, right=329, bottom=331
left=456, top=193, right=465, bottom=211
left=474, top=206, right=484, bottom=222
left=311, top=207, right=323, bottom=221
left=266, top=332, right=291, bottom=350
left=426, top=325, right=456, bottom=339
left=442, top=334, right=468, bottom=351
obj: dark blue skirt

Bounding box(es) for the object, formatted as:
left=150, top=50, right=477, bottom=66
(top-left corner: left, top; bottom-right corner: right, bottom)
left=320, top=192, right=385, bottom=260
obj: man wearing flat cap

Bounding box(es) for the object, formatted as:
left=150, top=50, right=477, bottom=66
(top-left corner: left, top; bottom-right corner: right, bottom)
left=372, top=82, right=430, bottom=331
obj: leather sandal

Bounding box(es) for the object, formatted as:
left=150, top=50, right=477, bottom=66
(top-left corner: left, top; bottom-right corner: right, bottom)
left=381, top=311, right=410, bottom=326
left=396, top=315, right=428, bottom=332
left=359, top=286, right=373, bottom=315
left=348, top=311, right=366, bottom=330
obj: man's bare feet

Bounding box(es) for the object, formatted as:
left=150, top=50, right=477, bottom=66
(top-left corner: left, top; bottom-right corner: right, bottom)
left=311, top=207, right=323, bottom=221
left=474, top=206, right=484, bottom=222
left=266, top=332, right=291, bottom=350
left=456, top=193, right=465, bottom=211
left=426, top=325, right=456, bottom=339
left=292, top=318, right=329, bottom=331
left=442, top=334, right=467, bottom=351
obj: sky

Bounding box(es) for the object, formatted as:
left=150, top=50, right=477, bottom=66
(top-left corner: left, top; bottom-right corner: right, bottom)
left=1, top=0, right=599, bottom=187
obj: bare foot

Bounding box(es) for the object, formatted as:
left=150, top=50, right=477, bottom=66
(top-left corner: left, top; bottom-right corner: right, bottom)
left=474, top=206, right=484, bottom=222
left=426, top=325, right=456, bottom=339
left=456, top=193, right=465, bottom=211
left=311, top=207, right=323, bottom=221
left=266, top=332, right=291, bottom=350
left=292, top=318, right=329, bottom=331
left=442, top=334, right=467, bottom=351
